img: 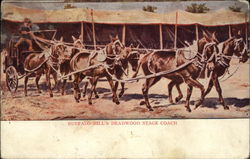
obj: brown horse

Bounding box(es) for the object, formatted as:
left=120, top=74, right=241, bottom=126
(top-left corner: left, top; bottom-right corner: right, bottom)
left=166, top=32, right=219, bottom=105
left=69, top=36, right=126, bottom=104
left=82, top=45, right=141, bottom=99
left=23, top=43, right=70, bottom=97
left=195, top=36, right=249, bottom=109
left=132, top=32, right=219, bottom=112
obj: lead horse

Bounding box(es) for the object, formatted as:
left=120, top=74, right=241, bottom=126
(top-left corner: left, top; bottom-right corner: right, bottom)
left=195, top=35, right=249, bottom=109
left=132, top=31, right=219, bottom=112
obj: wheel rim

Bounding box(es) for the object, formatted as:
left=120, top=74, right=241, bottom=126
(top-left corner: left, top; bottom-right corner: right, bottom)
left=6, top=66, right=18, bottom=93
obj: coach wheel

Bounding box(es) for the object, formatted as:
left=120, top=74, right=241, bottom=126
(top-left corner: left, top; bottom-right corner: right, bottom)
left=6, top=66, right=18, bottom=93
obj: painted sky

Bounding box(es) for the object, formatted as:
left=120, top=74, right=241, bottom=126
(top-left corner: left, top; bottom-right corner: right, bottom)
left=4, top=1, right=249, bottom=13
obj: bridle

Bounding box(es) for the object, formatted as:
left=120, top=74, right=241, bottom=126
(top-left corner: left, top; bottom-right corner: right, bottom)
left=111, top=39, right=124, bottom=55
left=216, top=37, right=247, bottom=68
left=193, top=41, right=218, bottom=69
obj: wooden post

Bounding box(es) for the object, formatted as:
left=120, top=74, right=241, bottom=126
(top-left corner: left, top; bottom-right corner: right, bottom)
left=174, top=11, right=178, bottom=49
left=195, top=24, right=199, bottom=41
left=228, top=25, right=232, bottom=38
left=159, top=24, right=163, bottom=49
left=245, top=13, right=248, bottom=49
left=91, top=9, right=96, bottom=50
left=122, top=24, right=126, bottom=46
left=81, top=22, right=84, bottom=42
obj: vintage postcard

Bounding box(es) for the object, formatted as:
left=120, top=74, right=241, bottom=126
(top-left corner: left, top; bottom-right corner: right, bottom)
left=1, top=0, right=249, bottom=158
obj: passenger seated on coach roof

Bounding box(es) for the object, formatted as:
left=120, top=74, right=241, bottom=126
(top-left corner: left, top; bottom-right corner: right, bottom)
left=14, top=18, right=38, bottom=51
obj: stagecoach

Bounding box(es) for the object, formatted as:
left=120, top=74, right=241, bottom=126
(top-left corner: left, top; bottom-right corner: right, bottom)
left=2, top=30, right=57, bottom=93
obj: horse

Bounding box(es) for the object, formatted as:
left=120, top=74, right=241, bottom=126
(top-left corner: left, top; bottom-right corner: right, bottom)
left=69, top=36, right=127, bottom=105
left=23, top=42, right=70, bottom=97
left=166, top=32, right=220, bottom=105
left=82, top=45, right=141, bottom=99
left=132, top=31, right=219, bottom=112
left=195, top=36, right=249, bottom=109
left=60, top=36, right=86, bottom=95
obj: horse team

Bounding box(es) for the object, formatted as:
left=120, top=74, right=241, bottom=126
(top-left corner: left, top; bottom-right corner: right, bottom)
left=23, top=32, right=248, bottom=112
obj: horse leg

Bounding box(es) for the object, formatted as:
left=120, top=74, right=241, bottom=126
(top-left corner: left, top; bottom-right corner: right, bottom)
left=119, top=82, right=125, bottom=98
left=183, top=77, right=205, bottom=111
left=142, top=77, right=161, bottom=111
left=175, top=82, right=183, bottom=103
left=168, top=80, right=176, bottom=104
left=24, top=76, right=29, bottom=96
left=203, top=78, right=214, bottom=98
left=185, top=85, right=193, bottom=112
left=106, top=75, right=120, bottom=105
left=82, top=82, right=88, bottom=98
left=93, top=78, right=99, bottom=98
left=213, top=77, right=229, bottom=110
left=52, top=72, right=59, bottom=92
left=35, top=74, right=42, bottom=93
left=61, top=79, right=67, bottom=95
left=46, top=68, right=53, bottom=97
left=88, top=77, right=98, bottom=105
left=73, top=74, right=82, bottom=102
left=113, top=81, right=119, bottom=101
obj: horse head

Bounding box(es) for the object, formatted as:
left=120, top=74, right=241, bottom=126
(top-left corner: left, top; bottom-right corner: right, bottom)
left=51, top=42, right=71, bottom=64
left=231, top=37, right=248, bottom=63
left=109, top=34, right=125, bottom=55
left=72, top=36, right=85, bottom=49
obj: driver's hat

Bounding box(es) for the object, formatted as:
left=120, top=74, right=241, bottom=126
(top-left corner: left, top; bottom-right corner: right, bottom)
left=24, top=18, right=32, bottom=23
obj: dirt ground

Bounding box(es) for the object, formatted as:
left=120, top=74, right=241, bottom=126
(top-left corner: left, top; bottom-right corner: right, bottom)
left=1, top=58, right=249, bottom=120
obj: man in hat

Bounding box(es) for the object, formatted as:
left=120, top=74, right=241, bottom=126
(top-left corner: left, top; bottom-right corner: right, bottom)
left=14, top=18, right=34, bottom=51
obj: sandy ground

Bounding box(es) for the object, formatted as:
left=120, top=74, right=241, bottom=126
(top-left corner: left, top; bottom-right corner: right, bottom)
left=1, top=59, right=249, bottom=120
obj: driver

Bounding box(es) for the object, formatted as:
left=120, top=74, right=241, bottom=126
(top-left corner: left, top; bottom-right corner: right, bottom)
left=14, top=18, right=34, bottom=51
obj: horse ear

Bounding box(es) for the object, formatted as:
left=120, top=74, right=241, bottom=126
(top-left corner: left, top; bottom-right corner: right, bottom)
left=72, top=36, right=77, bottom=42
left=237, top=30, right=242, bottom=36
left=60, top=37, right=63, bottom=42
left=129, top=43, right=133, bottom=48
left=202, top=31, right=210, bottom=42
left=136, top=44, right=140, bottom=48
left=109, top=34, right=113, bottom=42
left=115, top=34, right=119, bottom=39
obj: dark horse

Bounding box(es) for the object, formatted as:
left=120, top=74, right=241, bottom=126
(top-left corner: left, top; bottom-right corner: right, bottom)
left=132, top=32, right=219, bottom=112
left=195, top=36, right=249, bottom=109
left=23, top=43, right=70, bottom=97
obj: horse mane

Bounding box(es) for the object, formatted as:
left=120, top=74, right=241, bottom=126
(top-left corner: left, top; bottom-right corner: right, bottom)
left=222, top=37, right=234, bottom=53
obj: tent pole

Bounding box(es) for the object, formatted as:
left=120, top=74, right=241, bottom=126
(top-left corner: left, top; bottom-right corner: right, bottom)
left=228, top=25, right=231, bottom=38
left=91, top=9, right=96, bottom=51
left=122, top=24, right=126, bottom=46
left=174, top=11, right=178, bottom=49
left=195, top=24, right=199, bottom=41
left=81, top=22, right=84, bottom=43
left=245, top=13, right=248, bottom=49
left=159, top=24, right=163, bottom=49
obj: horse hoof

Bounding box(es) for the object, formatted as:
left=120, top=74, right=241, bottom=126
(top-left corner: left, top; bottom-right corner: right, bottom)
left=175, top=97, right=182, bottom=103
left=38, top=90, right=42, bottom=93
left=169, top=100, right=174, bottom=104
left=224, top=106, right=229, bottom=110
left=95, top=95, right=99, bottom=98
left=185, top=107, right=192, bottom=112
left=88, top=101, right=92, bottom=105
left=140, top=101, right=146, bottom=105
left=116, top=101, right=120, bottom=105
left=195, top=101, right=202, bottom=107
left=148, top=108, right=154, bottom=111
left=119, top=93, right=124, bottom=98
left=50, top=94, right=53, bottom=97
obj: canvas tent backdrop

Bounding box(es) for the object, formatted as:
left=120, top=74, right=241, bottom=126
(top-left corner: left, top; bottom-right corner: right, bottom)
left=1, top=3, right=249, bottom=50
